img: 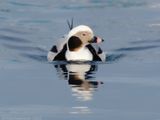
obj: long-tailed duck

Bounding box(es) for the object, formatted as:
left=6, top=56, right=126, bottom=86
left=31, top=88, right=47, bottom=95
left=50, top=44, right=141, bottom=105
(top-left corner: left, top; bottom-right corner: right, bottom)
left=47, top=25, right=106, bottom=62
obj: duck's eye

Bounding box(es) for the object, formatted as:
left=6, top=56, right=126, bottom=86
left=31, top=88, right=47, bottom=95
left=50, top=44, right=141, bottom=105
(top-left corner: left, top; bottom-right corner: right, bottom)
left=82, top=33, right=86, bottom=36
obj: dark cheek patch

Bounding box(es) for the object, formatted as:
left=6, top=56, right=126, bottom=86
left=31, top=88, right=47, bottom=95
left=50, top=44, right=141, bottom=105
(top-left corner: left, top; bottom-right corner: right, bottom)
left=68, top=36, right=82, bottom=51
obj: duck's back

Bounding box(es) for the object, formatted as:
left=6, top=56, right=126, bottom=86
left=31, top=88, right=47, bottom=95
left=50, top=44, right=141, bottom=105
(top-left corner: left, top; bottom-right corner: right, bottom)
left=47, top=35, right=68, bottom=61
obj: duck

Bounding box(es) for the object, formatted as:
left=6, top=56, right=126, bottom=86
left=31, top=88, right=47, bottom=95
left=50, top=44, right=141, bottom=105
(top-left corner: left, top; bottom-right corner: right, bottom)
left=47, top=25, right=106, bottom=62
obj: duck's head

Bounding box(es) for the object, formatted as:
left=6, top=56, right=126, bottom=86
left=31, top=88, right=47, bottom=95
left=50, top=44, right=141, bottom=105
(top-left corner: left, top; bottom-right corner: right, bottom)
left=67, top=25, right=104, bottom=51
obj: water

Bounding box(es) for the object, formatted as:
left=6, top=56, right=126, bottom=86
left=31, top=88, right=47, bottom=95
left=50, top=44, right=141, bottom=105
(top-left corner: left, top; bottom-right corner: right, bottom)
left=0, top=0, right=160, bottom=119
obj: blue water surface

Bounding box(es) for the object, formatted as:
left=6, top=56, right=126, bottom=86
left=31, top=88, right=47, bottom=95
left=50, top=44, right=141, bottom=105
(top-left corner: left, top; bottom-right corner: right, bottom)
left=0, top=0, right=160, bottom=120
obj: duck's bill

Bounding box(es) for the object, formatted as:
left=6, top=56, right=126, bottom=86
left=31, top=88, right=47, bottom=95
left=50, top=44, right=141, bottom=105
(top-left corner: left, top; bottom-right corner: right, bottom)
left=89, top=36, right=104, bottom=44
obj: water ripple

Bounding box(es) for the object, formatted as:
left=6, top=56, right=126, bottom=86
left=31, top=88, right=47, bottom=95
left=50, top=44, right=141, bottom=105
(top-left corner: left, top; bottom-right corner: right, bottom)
left=9, top=1, right=46, bottom=8
left=60, top=0, right=146, bottom=10
left=21, top=53, right=47, bottom=62
left=106, top=53, right=126, bottom=63
left=0, top=8, right=11, bottom=13
left=0, top=28, right=30, bottom=34
left=0, top=35, right=30, bottom=43
left=130, top=39, right=160, bottom=44
left=114, top=45, right=159, bottom=52
left=2, top=42, right=48, bottom=62
left=3, top=43, right=47, bottom=53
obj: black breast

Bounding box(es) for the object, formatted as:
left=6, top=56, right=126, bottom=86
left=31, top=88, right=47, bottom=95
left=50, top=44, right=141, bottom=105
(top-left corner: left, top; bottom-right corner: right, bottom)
left=54, top=44, right=67, bottom=61
left=86, top=44, right=101, bottom=61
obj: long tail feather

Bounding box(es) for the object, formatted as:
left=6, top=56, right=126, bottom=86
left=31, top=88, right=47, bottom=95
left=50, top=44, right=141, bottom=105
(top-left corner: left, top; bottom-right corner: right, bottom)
left=67, top=18, right=74, bottom=30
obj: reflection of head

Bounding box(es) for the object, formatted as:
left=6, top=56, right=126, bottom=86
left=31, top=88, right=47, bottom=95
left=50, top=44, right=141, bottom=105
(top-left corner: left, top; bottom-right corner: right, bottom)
left=54, top=63, right=103, bottom=101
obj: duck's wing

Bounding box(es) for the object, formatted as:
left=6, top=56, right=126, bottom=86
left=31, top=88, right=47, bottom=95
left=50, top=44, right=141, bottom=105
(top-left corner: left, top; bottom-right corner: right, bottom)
left=47, top=35, right=68, bottom=61
left=87, top=44, right=106, bottom=62
left=97, top=47, right=106, bottom=62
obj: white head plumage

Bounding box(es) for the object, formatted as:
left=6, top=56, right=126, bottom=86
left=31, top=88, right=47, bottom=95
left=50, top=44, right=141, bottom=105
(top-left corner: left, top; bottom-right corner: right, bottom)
left=68, top=25, right=94, bottom=39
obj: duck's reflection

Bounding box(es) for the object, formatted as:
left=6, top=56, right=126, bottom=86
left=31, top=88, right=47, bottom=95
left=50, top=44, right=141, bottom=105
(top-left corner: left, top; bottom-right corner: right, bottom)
left=54, top=63, right=103, bottom=101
